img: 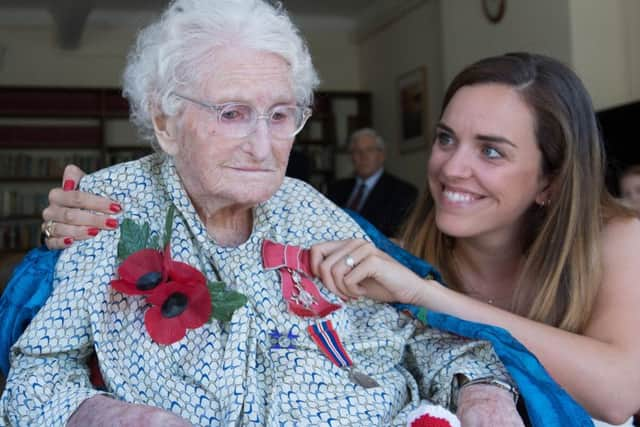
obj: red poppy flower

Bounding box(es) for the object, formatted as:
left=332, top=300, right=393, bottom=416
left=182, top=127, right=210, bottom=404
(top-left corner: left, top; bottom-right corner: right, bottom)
left=165, top=254, right=208, bottom=285
left=111, top=248, right=166, bottom=295
left=144, top=275, right=212, bottom=345
left=111, top=211, right=246, bottom=346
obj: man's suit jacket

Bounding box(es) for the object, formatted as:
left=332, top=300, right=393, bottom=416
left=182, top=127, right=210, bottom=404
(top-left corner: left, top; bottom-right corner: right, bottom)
left=328, top=172, right=418, bottom=237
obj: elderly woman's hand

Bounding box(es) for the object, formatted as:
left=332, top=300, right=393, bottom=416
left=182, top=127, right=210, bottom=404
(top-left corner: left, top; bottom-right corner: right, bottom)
left=42, top=165, right=122, bottom=249
left=67, top=395, right=193, bottom=427
left=456, top=384, right=524, bottom=427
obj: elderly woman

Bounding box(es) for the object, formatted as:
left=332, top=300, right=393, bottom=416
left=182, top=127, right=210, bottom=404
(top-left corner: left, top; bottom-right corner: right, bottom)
left=0, top=0, right=524, bottom=426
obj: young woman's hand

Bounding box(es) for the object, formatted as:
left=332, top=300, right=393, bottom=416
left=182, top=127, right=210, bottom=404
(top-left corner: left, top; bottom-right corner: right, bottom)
left=310, top=239, right=431, bottom=305
left=42, top=165, right=122, bottom=249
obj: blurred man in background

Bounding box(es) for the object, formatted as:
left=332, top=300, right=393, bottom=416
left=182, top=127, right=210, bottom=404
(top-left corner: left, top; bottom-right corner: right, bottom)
left=328, top=128, right=417, bottom=237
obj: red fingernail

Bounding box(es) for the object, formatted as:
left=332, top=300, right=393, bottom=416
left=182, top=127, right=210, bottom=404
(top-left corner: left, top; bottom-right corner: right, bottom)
left=88, top=227, right=100, bottom=236
left=64, top=237, right=73, bottom=245
left=109, top=203, right=122, bottom=213
left=105, top=218, right=118, bottom=228
left=63, top=180, right=75, bottom=191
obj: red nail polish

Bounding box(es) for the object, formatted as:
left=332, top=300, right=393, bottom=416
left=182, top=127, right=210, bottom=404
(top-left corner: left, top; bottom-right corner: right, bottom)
left=105, top=218, right=118, bottom=228
left=64, top=237, right=73, bottom=245
left=109, top=203, right=122, bottom=213
left=63, top=179, right=75, bottom=191
left=88, top=227, right=100, bottom=236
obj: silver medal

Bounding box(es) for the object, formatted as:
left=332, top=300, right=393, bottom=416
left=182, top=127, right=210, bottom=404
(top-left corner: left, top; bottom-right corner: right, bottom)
left=348, top=367, right=379, bottom=389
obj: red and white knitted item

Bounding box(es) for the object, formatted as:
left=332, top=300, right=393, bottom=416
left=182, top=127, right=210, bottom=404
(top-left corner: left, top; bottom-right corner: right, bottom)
left=407, top=402, right=461, bottom=427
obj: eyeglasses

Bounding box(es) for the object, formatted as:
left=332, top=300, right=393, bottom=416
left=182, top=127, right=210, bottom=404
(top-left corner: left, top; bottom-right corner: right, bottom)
left=171, top=92, right=312, bottom=139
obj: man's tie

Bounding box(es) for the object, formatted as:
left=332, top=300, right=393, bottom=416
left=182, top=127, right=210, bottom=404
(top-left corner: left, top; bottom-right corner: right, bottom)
left=347, top=182, right=365, bottom=211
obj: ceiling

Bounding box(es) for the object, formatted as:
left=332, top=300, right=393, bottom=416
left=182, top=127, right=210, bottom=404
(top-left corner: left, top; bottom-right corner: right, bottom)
left=281, top=0, right=374, bottom=18
left=0, top=0, right=373, bottom=18
left=0, top=0, right=375, bottom=49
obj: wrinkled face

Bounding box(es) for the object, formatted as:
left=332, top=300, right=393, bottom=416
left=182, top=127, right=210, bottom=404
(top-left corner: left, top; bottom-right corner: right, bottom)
left=620, top=173, right=640, bottom=213
left=156, top=48, right=296, bottom=215
left=351, top=134, right=385, bottom=179
left=427, top=83, right=549, bottom=244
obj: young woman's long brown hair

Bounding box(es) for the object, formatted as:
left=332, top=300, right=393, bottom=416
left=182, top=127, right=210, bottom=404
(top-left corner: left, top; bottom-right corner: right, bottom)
left=402, top=53, right=633, bottom=332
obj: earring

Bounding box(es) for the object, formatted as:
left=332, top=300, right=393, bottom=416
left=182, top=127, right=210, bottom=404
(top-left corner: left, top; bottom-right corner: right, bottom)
left=539, top=199, right=551, bottom=207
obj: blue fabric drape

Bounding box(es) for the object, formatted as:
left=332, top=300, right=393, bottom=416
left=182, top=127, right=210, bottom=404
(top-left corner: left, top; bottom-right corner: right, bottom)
left=0, top=247, right=61, bottom=375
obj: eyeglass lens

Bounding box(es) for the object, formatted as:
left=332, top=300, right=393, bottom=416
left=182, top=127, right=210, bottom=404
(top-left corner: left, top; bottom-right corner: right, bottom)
left=215, top=104, right=306, bottom=139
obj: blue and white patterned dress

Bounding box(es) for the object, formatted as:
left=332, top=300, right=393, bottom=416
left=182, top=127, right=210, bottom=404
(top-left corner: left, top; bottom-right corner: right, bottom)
left=1, top=154, right=512, bottom=427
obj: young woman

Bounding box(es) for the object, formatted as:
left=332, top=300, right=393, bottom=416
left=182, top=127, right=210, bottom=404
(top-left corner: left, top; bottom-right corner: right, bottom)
left=309, top=53, right=640, bottom=426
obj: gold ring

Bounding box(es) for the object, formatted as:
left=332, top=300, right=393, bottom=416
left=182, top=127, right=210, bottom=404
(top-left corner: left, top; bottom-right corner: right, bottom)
left=344, top=255, right=355, bottom=268
left=41, top=220, right=56, bottom=239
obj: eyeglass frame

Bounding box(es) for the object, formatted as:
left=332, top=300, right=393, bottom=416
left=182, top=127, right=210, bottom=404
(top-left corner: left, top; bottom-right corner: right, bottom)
left=170, top=92, right=312, bottom=139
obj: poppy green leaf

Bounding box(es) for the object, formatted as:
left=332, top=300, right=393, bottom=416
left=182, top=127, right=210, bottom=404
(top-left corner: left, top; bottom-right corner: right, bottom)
left=210, top=290, right=248, bottom=322
left=117, top=219, right=151, bottom=260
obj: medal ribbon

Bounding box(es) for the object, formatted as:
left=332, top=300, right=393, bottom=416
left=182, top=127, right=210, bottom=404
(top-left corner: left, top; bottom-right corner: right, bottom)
left=262, top=240, right=378, bottom=388
left=309, top=320, right=380, bottom=388
left=307, top=320, right=353, bottom=368
left=262, top=239, right=341, bottom=317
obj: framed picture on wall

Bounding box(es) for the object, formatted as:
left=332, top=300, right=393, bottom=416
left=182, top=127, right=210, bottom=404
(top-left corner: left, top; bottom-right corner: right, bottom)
left=397, top=66, right=429, bottom=153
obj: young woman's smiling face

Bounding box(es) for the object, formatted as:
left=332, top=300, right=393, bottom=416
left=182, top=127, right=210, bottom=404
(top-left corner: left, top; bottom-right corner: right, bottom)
left=428, top=83, right=549, bottom=244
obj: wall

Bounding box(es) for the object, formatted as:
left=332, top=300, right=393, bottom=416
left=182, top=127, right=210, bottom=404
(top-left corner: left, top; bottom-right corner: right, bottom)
left=354, top=0, right=443, bottom=190
left=626, top=0, right=640, bottom=103
left=295, top=16, right=361, bottom=91
left=440, top=0, right=572, bottom=87
left=440, top=0, right=640, bottom=110
left=0, top=10, right=360, bottom=92
left=569, top=0, right=640, bottom=110
left=0, top=11, right=139, bottom=87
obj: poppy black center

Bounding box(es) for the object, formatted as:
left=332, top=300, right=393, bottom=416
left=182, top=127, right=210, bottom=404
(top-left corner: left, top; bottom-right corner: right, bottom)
left=136, top=271, right=162, bottom=291
left=161, top=292, right=188, bottom=318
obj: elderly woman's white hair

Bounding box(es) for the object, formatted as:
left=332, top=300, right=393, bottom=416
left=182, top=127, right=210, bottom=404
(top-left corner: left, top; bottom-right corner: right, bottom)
left=122, top=0, right=320, bottom=147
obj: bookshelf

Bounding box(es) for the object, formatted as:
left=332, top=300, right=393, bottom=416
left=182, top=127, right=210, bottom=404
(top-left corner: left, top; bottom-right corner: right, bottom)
left=0, top=88, right=371, bottom=251
left=295, top=91, right=371, bottom=193
left=0, top=87, right=149, bottom=252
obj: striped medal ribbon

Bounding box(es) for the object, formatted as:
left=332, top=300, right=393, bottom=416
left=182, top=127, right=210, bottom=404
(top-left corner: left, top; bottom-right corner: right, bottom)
left=307, top=320, right=379, bottom=389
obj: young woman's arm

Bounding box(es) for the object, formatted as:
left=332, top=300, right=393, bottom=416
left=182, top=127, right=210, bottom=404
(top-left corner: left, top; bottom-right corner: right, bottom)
left=422, top=268, right=640, bottom=424
left=311, top=220, right=640, bottom=424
